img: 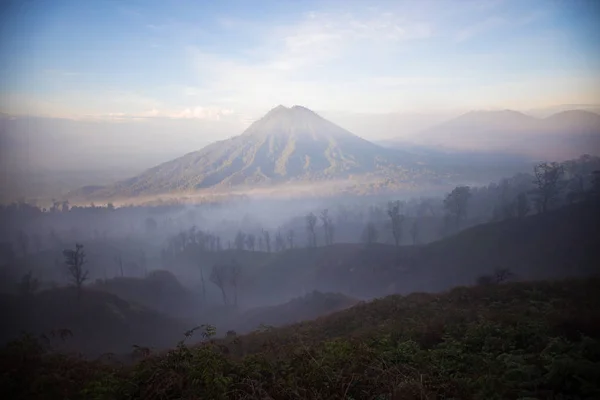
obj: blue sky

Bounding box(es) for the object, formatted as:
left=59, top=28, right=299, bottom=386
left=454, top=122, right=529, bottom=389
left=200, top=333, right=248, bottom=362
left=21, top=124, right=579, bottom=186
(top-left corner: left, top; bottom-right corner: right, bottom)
left=1, top=0, right=599, bottom=121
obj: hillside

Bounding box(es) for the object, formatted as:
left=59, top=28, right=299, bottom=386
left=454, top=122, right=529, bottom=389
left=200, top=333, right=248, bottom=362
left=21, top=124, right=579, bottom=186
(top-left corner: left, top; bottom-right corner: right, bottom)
left=3, top=278, right=600, bottom=399
left=189, top=200, right=600, bottom=305
left=0, top=287, right=188, bottom=357
left=70, top=105, right=435, bottom=200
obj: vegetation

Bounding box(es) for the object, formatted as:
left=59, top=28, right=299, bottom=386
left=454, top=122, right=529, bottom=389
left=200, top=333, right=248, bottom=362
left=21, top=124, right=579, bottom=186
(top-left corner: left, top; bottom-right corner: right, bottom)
left=2, top=278, right=600, bottom=399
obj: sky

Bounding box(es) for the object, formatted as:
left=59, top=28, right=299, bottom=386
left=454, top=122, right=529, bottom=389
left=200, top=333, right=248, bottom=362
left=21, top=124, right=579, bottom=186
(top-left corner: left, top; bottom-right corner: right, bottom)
left=1, top=0, right=600, bottom=129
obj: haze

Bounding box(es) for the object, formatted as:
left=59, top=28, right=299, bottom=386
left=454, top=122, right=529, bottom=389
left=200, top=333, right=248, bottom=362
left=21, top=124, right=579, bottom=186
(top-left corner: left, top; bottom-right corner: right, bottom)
left=1, top=2, right=600, bottom=398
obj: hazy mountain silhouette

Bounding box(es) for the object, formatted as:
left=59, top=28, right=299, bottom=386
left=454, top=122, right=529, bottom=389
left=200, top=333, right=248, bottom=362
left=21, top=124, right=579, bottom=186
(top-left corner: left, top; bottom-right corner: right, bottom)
left=402, top=109, right=600, bottom=159
left=77, top=105, right=424, bottom=199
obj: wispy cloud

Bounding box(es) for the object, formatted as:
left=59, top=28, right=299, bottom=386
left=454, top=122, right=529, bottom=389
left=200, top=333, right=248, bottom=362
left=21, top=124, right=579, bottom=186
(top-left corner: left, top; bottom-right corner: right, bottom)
left=455, top=16, right=506, bottom=42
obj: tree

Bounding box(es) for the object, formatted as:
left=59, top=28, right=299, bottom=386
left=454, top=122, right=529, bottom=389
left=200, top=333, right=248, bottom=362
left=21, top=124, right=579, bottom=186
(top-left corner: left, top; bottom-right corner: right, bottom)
left=234, top=231, right=246, bottom=251
left=516, top=192, right=530, bottom=219
left=274, top=230, right=286, bottom=252
left=305, top=212, right=317, bottom=247
left=443, top=186, right=471, bottom=231
left=228, top=260, right=242, bottom=307
left=114, top=254, right=124, bottom=277
left=410, top=220, right=419, bottom=245
left=262, top=230, right=271, bottom=253
left=320, top=209, right=334, bottom=245
left=210, top=264, right=229, bottom=305
left=199, top=265, right=207, bottom=303
left=532, top=162, right=564, bottom=213
left=210, top=261, right=241, bottom=306
left=245, top=233, right=256, bottom=251
left=18, top=270, right=39, bottom=298
left=387, top=201, right=405, bottom=247
left=361, top=222, right=378, bottom=246
left=63, top=243, right=88, bottom=299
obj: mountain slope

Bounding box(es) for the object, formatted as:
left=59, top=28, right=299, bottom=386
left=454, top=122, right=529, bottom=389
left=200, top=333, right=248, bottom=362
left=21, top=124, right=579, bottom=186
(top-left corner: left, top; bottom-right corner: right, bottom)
left=0, top=287, right=188, bottom=357
left=75, top=105, right=426, bottom=199
left=403, top=109, right=600, bottom=160
left=6, top=278, right=600, bottom=399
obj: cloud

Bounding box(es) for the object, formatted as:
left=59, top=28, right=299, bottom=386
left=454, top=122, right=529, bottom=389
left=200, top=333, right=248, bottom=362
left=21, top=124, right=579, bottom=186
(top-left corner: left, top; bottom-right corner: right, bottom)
left=182, top=10, right=434, bottom=113
left=91, top=106, right=235, bottom=122
left=455, top=16, right=506, bottom=42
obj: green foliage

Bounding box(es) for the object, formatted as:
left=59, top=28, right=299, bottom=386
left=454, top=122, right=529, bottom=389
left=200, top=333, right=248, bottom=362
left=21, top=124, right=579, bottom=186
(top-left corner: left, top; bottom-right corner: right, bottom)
left=2, top=278, right=600, bottom=399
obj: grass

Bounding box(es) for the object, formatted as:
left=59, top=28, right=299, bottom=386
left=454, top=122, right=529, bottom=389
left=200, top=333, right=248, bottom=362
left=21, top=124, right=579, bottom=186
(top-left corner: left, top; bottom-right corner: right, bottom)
left=2, top=277, right=600, bottom=399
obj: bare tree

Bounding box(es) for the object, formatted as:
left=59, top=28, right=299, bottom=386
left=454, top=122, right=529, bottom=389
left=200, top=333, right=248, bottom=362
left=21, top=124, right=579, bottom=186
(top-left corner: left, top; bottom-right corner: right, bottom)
left=443, top=186, right=471, bottom=231
left=262, top=230, right=271, bottom=253
left=228, top=260, right=242, bottom=307
left=305, top=212, right=317, bottom=247
left=234, top=231, right=246, bottom=251
left=18, top=270, right=39, bottom=298
left=361, top=222, right=378, bottom=246
left=210, top=264, right=229, bottom=305
left=320, top=209, right=334, bottom=245
left=275, top=230, right=286, bottom=252
left=532, top=162, right=564, bottom=213
left=287, top=229, right=295, bottom=249
left=114, top=254, right=124, bottom=277
left=63, top=243, right=88, bottom=299
left=245, top=234, right=256, bottom=251
left=199, top=265, right=207, bottom=303
left=257, top=235, right=264, bottom=252
left=410, top=220, right=419, bottom=245
left=387, top=201, right=405, bottom=247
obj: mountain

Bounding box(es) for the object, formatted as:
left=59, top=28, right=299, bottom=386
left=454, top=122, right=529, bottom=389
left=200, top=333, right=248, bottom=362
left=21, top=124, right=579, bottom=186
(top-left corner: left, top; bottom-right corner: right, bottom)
left=73, top=105, right=430, bottom=200
left=387, top=109, right=600, bottom=160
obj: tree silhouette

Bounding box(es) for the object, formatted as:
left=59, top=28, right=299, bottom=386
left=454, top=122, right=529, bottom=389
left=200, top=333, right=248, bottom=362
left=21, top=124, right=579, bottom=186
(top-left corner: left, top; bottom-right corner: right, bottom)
left=443, top=186, right=471, bottom=231
left=320, top=209, right=334, bottom=245
left=245, top=233, right=256, bottom=251
left=305, top=212, right=317, bottom=247
left=210, top=264, right=229, bottom=305
left=361, top=222, right=378, bottom=246
left=387, top=201, right=404, bottom=247
left=63, top=243, right=88, bottom=299
left=262, top=230, right=271, bottom=253
left=410, top=220, right=419, bottom=245
left=532, top=162, right=564, bottom=213
left=234, top=231, right=246, bottom=251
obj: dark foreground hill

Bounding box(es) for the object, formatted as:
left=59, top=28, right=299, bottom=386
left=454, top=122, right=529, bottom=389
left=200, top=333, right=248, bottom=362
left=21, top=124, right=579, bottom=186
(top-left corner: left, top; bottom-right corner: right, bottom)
left=0, top=287, right=188, bottom=357
left=2, top=278, right=600, bottom=399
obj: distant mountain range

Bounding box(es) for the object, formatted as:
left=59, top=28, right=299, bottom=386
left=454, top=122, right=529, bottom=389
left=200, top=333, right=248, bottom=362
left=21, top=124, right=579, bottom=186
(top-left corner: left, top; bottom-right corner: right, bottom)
left=382, top=109, right=600, bottom=160
left=68, top=106, right=600, bottom=202
left=3, top=106, right=599, bottom=202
